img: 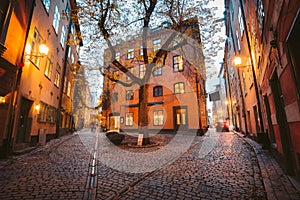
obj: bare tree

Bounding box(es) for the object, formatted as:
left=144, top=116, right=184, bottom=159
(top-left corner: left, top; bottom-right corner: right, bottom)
left=76, top=0, right=223, bottom=144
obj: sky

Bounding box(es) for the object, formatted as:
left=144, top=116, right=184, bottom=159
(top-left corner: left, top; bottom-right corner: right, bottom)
left=205, top=0, right=225, bottom=94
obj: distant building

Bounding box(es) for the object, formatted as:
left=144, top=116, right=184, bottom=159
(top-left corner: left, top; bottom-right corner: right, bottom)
left=101, top=18, right=207, bottom=133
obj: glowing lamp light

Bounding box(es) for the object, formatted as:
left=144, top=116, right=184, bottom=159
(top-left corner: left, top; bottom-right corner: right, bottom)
left=39, top=44, right=49, bottom=55
left=24, top=43, right=49, bottom=62
left=25, top=43, right=31, bottom=55
left=35, top=104, right=41, bottom=114
left=0, top=96, right=6, bottom=104
left=233, top=56, right=242, bottom=66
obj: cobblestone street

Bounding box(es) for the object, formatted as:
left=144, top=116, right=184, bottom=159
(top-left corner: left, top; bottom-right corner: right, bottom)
left=0, top=129, right=299, bottom=199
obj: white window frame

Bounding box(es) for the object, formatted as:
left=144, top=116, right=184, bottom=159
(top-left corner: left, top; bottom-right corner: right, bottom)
left=127, top=49, right=134, bottom=59
left=173, top=55, right=183, bottom=72
left=238, top=7, right=244, bottom=35
left=125, top=112, right=133, bottom=126
left=60, top=25, right=66, bottom=46
left=44, top=55, right=53, bottom=79
left=42, top=0, right=51, bottom=13
left=153, top=110, right=164, bottom=126
left=139, top=64, right=146, bottom=79
left=53, top=5, right=60, bottom=33
left=54, top=63, right=61, bottom=87
left=153, top=38, right=161, bottom=52
left=174, top=82, right=185, bottom=94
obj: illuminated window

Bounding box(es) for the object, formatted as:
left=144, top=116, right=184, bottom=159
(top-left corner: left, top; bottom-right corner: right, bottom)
left=54, top=63, right=60, bottom=87
left=31, top=29, right=43, bottom=67
left=44, top=55, right=53, bottom=79
left=174, top=82, right=185, bottom=94
left=139, top=64, right=146, bottom=78
left=173, top=55, right=183, bottom=72
left=153, top=110, right=164, bottom=125
left=125, top=112, right=133, bottom=126
left=67, top=81, right=71, bottom=97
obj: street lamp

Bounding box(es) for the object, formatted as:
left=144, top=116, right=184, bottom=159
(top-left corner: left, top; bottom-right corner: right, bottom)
left=24, top=43, right=49, bottom=61
left=233, top=55, right=264, bottom=134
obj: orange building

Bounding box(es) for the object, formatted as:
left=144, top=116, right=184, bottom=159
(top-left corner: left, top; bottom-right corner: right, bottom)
left=101, top=19, right=207, bottom=134
left=0, top=0, right=82, bottom=156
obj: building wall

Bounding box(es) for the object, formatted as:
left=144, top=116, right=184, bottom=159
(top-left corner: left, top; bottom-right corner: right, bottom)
left=260, top=0, right=300, bottom=175
left=0, top=0, right=34, bottom=156
left=225, top=0, right=300, bottom=176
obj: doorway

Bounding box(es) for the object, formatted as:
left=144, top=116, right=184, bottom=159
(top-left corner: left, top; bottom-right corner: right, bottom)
left=16, top=98, right=33, bottom=144
left=270, top=72, right=296, bottom=175
left=173, top=106, right=188, bottom=131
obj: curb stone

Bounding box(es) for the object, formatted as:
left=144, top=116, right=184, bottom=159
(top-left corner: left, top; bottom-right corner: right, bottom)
left=234, top=131, right=300, bottom=200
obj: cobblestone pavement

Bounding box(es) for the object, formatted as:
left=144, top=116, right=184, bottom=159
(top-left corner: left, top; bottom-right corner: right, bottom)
left=0, top=128, right=299, bottom=199
left=0, top=130, right=95, bottom=200
left=96, top=130, right=266, bottom=200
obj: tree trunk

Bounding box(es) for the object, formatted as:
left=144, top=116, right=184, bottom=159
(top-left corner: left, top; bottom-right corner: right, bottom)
left=138, top=84, right=150, bottom=145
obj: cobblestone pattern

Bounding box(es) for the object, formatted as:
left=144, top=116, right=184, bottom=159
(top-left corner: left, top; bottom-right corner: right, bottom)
left=243, top=134, right=300, bottom=200
left=117, top=132, right=266, bottom=199
left=0, top=132, right=94, bottom=200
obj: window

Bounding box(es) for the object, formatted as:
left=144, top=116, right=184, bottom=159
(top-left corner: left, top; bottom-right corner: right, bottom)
left=54, top=63, right=61, bottom=87
left=153, top=86, right=163, bottom=97
left=139, top=64, right=146, bottom=79
left=153, top=38, right=161, bottom=52
left=126, top=90, right=134, bottom=100
left=236, top=30, right=240, bottom=51
left=44, top=55, right=53, bottom=79
left=173, top=55, right=183, bottom=72
left=31, top=29, right=43, bottom=67
left=53, top=5, right=60, bottom=33
left=112, top=92, right=118, bottom=102
left=238, top=7, right=244, bottom=35
left=42, top=0, right=51, bottom=12
left=126, top=67, right=134, bottom=81
left=65, top=3, right=70, bottom=19
left=125, top=112, right=133, bottom=126
left=116, top=52, right=120, bottom=61
left=67, top=81, right=71, bottom=97
left=37, top=101, right=56, bottom=123
left=63, top=78, right=67, bottom=93
left=127, top=49, right=134, bottom=59
left=174, top=82, right=185, bottom=94
left=153, top=65, right=162, bottom=76
left=257, top=0, right=264, bottom=34
left=153, top=110, right=164, bottom=125
left=139, top=46, right=143, bottom=56
left=60, top=26, right=66, bottom=46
